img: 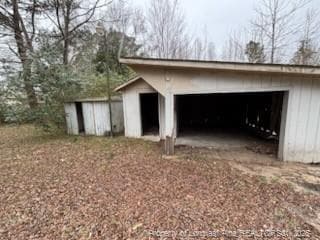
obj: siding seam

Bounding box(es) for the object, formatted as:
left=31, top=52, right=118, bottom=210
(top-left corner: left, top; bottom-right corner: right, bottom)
left=302, top=80, right=314, bottom=162
left=293, top=79, right=303, bottom=157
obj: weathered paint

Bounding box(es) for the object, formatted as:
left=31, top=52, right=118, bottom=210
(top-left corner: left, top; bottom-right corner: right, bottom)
left=111, top=101, right=124, bottom=133
left=122, top=78, right=157, bottom=138
left=120, top=67, right=320, bottom=163
left=285, top=78, right=320, bottom=163
left=93, top=102, right=110, bottom=136
left=82, top=102, right=96, bottom=135
left=64, top=103, right=79, bottom=135
left=120, top=58, right=320, bottom=76
left=158, top=94, right=166, bottom=139
left=65, top=100, right=124, bottom=137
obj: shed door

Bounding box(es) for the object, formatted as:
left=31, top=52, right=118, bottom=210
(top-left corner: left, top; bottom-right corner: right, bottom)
left=64, top=103, right=79, bottom=135
left=82, top=103, right=96, bottom=135
left=93, top=102, right=110, bottom=136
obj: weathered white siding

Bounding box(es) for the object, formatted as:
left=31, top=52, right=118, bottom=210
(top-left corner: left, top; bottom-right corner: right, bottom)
left=158, top=94, right=166, bottom=139
left=93, top=102, right=110, bottom=136
left=122, top=79, right=157, bottom=138
left=285, top=79, right=320, bottom=163
left=111, top=101, right=124, bottom=133
left=121, top=68, right=320, bottom=163
left=66, top=100, right=124, bottom=137
left=82, top=102, right=96, bottom=135
left=64, top=103, right=79, bottom=135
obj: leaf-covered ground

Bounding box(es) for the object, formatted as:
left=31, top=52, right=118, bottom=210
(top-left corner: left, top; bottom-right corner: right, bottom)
left=0, top=125, right=319, bottom=239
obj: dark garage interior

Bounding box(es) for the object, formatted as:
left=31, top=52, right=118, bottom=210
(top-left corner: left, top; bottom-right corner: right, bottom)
left=176, top=91, right=285, bottom=152
left=140, top=93, right=159, bottom=135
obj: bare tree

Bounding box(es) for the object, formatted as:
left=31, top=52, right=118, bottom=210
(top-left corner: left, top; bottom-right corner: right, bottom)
left=106, top=0, right=145, bottom=36
left=146, top=0, right=190, bottom=59
left=104, top=0, right=146, bottom=56
left=291, top=9, right=320, bottom=65
left=221, top=31, right=246, bottom=62
left=45, top=0, right=109, bottom=65
left=192, top=38, right=206, bottom=60
left=207, top=42, right=216, bottom=61
left=252, top=0, right=310, bottom=63
left=0, top=0, right=40, bottom=108
left=190, top=27, right=216, bottom=61
left=250, top=0, right=311, bottom=135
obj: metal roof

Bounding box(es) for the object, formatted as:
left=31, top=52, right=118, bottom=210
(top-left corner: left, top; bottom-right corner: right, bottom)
left=114, top=57, right=320, bottom=92
left=65, top=96, right=122, bottom=103
left=120, top=57, right=320, bottom=76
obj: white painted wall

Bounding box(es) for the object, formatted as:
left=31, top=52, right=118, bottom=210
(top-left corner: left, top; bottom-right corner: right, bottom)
left=285, top=78, right=320, bottom=163
left=111, top=101, right=124, bottom=133
left=122, top=79, right=157, bottom=138
left=93, top=102, right=110, bottom=136
left=64, top=103, right=79, bottom=135
left=82, top=102, right=96, bottom=135
left=121, top=68, right=320, bottom=163
left=158, top=94, right=166, bottom=139
left=66, top=101, right=124, bottom=137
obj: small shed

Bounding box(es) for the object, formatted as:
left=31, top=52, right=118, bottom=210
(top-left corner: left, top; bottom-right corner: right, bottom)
left=64, top=97, right=124, bottom=136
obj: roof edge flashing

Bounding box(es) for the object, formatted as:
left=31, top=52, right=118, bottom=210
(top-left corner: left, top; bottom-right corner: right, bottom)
left=119, top=57, right=320, bottom=76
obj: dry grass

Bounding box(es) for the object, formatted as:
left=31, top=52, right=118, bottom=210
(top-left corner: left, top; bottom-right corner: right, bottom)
left=0, top=125, right=319, bottom=239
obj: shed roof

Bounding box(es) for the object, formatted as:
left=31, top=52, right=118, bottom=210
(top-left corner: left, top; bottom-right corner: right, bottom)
left=120, top=57, right=320, bottom=76
left=65, top=96, right=122, bottom=103
left=114, top=76, right=143, bottom=92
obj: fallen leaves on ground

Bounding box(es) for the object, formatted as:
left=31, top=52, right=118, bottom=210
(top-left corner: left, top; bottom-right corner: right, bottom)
left=0, top=125, right=319, bottom=239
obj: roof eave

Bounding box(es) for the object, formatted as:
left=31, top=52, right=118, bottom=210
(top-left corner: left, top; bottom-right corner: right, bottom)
left=114, top=76, right=142, bottom=92
left=119, top=58, right=320, bottom=76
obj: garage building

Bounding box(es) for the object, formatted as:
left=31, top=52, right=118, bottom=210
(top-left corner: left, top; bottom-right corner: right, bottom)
left=115, top=58, right=320, bottom=163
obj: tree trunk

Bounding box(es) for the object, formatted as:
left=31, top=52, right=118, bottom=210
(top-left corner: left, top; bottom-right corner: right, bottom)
left=12, top=0, right=38, bottom=109
left=270, top=21, right=276, bottom=64
left=22, top=60, right=38, bottom=109
left=63, top=4, right=71, bottom=65
left=63, top=36, right=69, bottom=65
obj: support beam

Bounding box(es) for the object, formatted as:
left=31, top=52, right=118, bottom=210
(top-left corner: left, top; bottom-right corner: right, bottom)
left=164, top=93, right=175, bottom=155
left=278, top=91, right=289, bottom=161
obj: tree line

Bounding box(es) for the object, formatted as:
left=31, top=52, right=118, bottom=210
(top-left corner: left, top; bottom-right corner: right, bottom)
left=0, top=0, right=319, bottom=130
left=223, top=0, right=320, bottom=65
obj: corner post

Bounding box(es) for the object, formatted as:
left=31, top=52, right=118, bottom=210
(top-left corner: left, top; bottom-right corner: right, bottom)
left=164, top=93, right=175, bottom=155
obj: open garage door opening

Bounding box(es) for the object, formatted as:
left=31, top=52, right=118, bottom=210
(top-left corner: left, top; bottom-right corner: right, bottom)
left=176, top=91, right=285, bottom=156
left=140, top=93, right=159, bottom=136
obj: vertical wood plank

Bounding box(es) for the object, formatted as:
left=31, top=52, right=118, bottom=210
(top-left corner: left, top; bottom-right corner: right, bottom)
left=64, top=103, right=79, bottom=135
left=82, top=102, right=96, bottom=135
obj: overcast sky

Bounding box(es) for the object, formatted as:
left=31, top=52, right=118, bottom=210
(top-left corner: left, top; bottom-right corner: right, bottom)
left=133, top=0, right=320, bottom=55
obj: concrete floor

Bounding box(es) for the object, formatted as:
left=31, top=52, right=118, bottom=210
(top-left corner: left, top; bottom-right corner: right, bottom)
left=142, top=135, right=161, bottom=142
left=175, top=130, right=276, bottom=151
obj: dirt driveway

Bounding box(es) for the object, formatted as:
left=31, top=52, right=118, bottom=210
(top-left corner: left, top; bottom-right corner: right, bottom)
left=0, top=125, right=319, bottom=239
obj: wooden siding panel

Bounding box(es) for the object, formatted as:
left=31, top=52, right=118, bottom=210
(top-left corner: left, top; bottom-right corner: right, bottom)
left=314, top=106, right=320, bottom=162
left=111, top=101, right=124, bottom=133
left=158, top=94, right=166, bottom=139
left=293, top=79, right=313, bottom=161
left=285, top=79, right=302, bottom=160
left=64, top=103, right=79, bottom=135
left=93, top=102, right=110, bottom=136
left=311, top=80, right=320, bottom=162
left=82, top=103, right=96, bottom=135
left=122, top=90, right=141, bottom=138
left=261, top=76, right=272, bottom=88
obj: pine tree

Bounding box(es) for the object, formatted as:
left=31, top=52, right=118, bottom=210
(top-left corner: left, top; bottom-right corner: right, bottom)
left=245, top=41, right=266, bottom=63
left=291, top=40, right=316, bottom=65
